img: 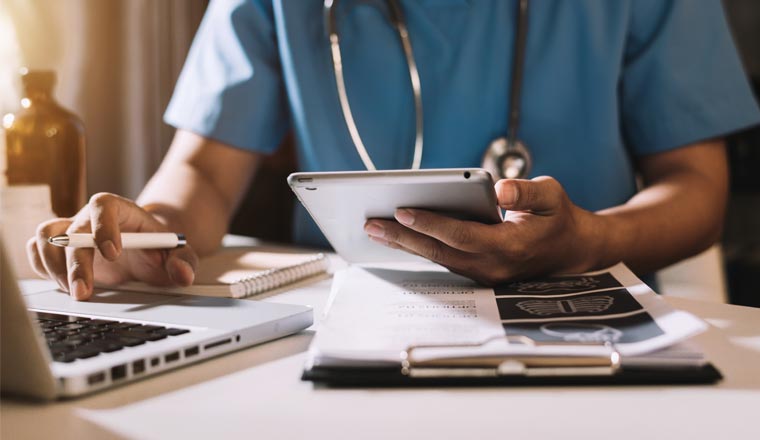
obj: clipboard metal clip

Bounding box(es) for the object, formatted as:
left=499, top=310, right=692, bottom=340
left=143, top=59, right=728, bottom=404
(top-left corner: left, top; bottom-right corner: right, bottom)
left=400, top=335, right=621, bottom=379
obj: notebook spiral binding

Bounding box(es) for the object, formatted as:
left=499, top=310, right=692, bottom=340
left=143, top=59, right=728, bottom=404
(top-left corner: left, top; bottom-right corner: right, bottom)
left=235, top=253, right=328, bottom=297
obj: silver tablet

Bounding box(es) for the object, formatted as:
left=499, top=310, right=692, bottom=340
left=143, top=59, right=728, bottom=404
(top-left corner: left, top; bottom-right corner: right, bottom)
left=288, top=168, right=502, bottom=263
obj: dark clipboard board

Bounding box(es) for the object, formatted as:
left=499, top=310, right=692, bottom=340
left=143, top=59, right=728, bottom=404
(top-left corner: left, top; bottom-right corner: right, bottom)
left=301, top=336, right=723, bottom=387
left=302, top=363, right=722, bottom=387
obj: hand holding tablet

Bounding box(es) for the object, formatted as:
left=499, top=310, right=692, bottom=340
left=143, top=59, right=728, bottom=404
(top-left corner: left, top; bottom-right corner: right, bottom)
left=290, top=168, right=603, bottom=285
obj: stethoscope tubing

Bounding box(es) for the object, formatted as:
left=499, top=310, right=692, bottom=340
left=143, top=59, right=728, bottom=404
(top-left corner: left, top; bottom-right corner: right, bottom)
left=324, top=0, right=531, bottom=178
left=508, top=0, right=529, bottom=147
left=324, top=0, right=423, bottom=171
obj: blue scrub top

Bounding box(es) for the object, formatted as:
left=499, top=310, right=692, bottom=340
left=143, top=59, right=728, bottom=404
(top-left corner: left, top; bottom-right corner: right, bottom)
left=165, top=0, right=760, bottom=249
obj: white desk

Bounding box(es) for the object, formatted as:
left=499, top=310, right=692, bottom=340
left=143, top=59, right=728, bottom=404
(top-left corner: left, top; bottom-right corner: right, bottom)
left=3, top=261, right=760, bottom=439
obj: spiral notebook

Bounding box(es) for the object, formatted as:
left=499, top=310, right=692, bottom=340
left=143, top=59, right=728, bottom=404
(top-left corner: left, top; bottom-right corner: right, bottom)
left=114, top=248, right=330, bottom=299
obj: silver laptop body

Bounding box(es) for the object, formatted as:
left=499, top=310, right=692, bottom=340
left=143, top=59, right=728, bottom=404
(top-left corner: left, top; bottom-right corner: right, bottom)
left=0, top=238, right=313, bottom=400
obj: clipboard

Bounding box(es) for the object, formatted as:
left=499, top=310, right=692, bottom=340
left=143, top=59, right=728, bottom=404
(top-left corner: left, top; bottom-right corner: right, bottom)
left=302, top=335, right=722, bottom=387
left=303, top=264, right=722, bottom=387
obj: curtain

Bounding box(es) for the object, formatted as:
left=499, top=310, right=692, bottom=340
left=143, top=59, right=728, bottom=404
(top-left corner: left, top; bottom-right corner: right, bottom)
left=2, top=0, right=207, bottom=198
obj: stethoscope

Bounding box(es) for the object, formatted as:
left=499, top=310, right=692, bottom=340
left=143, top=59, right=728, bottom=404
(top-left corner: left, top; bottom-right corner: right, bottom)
left=325, top=0, right=532, bottom=180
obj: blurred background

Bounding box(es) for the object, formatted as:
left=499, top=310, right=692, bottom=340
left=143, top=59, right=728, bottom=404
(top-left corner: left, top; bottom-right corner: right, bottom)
left=1, top=0, right=758, bottom=306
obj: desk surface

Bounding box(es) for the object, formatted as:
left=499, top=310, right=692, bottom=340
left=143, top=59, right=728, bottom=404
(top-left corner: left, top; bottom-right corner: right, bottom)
left=3, top=268, right=760, bottom=440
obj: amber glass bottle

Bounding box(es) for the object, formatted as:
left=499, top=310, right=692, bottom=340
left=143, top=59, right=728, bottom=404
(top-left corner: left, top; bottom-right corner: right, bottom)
left=3, top=69, right=86, bottom=217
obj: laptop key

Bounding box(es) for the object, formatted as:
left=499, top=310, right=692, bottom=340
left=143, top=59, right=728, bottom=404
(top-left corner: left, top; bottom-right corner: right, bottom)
left=89, top=325, right=112, bottom=333
left=87, top=341, right=124, bottom=353
left=108, top=322, right=141, bottom=330
left=110, top=331, right=151, bottom=341
left=57, top=323, right=87, bottom=331
left=78, top=328, right=107, bottom=336
left=45, top=334, right=64, bottom=343
left=160, top=328, right=190, bottom=337
left=122, top=337, right=147, bottom=346
left=53, top=353, right=78, bottom=363
left=101, top=335, right=146, bottom=347
left=36, top=313, right=90, bottom=323
left=35, top=312, right=73, bottom=322
left=84, top=319, right=114, bottom=326
left=72, top=347, right=101, bottom=360
left=118, top=331, right=168, bottom=342
left=52, top=347, right=101, bottom=362
left=49, top=343, right=74, bottom=353
left=66, top=336, right=92, bottom=346
left=131, top=325, right=166, bottom=332
left=78, top=331, right=96, bottom=338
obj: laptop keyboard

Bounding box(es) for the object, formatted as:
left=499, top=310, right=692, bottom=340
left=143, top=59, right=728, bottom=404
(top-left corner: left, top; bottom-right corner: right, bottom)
left=33, top=312, right=191, bottom=363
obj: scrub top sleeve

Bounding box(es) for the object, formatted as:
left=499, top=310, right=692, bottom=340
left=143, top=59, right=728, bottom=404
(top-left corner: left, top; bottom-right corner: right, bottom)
left=164, top=0, right=289, bottom=153
left=620, top=0, right=760, bottom=156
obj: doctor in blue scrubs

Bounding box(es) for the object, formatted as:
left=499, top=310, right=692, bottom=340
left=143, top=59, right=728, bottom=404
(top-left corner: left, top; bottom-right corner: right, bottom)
left=29, top=0, right=760, bottom=300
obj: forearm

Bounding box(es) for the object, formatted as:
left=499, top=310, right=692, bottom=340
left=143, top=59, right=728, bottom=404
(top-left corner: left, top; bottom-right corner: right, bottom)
left=587, top=140, right=728, bottom=274
left=135, top=130, right=260, bottom=256
left=137, top=163, right=235, bottom=256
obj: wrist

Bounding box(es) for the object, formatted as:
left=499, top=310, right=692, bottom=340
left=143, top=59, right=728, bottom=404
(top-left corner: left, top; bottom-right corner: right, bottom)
left=141, top=203, right=223, bottom=256
left=573, top=208, right=623, bottom=272
left=583, top=209, right=635, bottom=271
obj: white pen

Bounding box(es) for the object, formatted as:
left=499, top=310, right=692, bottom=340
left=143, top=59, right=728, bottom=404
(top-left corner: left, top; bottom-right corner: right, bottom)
left=48, top=233, right=186, bottom=249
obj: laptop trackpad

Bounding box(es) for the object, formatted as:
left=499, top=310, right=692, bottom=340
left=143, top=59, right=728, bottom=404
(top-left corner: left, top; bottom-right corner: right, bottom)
left=23, top=288, right=177, bottom=317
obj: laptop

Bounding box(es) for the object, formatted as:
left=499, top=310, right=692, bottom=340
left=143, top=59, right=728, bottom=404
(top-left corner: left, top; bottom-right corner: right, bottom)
left=0, top=236, right=313, bottom=400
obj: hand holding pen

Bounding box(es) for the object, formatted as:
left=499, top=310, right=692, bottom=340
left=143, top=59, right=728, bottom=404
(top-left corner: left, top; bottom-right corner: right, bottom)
left=26, top=193, right=198, bottom=301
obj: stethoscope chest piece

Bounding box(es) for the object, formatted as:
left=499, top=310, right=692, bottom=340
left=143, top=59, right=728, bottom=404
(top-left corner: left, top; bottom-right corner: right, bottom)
left=482, top=137, right=532, bottom=180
